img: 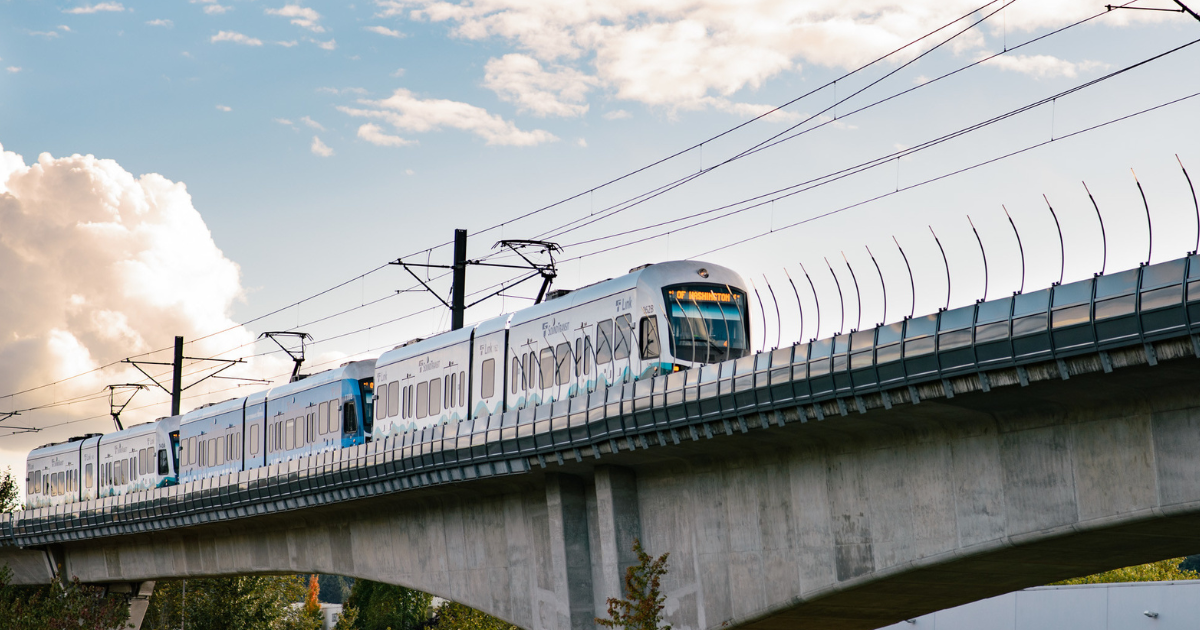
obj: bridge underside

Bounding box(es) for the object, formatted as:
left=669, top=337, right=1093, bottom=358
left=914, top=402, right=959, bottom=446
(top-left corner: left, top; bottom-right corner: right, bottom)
left=10, top=341, right=1200, bottom=630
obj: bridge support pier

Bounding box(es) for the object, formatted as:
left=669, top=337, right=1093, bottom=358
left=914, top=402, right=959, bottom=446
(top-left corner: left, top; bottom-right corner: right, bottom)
left=105, top=580, right=154, bottom=630
left=547, top=474, right=595, bottom=630
left=592, top=466, right=642, bottom=615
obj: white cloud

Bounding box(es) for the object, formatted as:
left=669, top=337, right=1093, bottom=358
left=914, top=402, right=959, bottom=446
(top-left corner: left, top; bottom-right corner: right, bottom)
left=146, top=19, right=173, bottom=27
left=357, top=123, right=415, bottom=147
left=29, top=31, right=60, bottom=38
left=274, top=118, right=294, bottom=125
left=0, top=143, right=288, bottom=487
left=6, top=67, right=21, bottom=73
left=63, top=2, right=124, bottom=14
left=376, top=0, right=1152, bottom=117
left=405, top=169, right=414, bottom=175
left=216, top=105, right=232, bottom=112
left=365, top=25, right=404, bottom=38
left=317, top=87, right=367, bottom=95
left=575, top=138, right=587, bottom=148
left=300, top=116, right=325, bottom=130
left=309, top=38, right=337, bottom=50
left=211, top=31, right=264, bottom=46
left=982, top=54, right=1110, bottom=79
left=310, top=136, right=334, bottom=156
left=266, top=5, right=325, bottom=32
left=276, top=40, right=299, bottom=47
left=191, top=0, right=232, bottom=14
left=391, top=68, right=406, bottom=77
left=603, top=109, right=631, bottom=120
left=58, top=25, right=71, bottom=32
left=483, top=54, right=597, bottom=117
left=338, top=88, right=557, bottom=146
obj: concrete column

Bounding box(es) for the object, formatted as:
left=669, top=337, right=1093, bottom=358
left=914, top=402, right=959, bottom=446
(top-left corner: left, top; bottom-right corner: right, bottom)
left=592, top=466, right=641, bottom=615
left=106, top=580, right=155, bottom=630
left=546, top=474, right=596, bottom=630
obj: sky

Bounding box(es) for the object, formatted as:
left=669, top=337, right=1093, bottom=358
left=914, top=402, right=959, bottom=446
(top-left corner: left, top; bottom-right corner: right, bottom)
left=1, top=0, right=1199, bottom=491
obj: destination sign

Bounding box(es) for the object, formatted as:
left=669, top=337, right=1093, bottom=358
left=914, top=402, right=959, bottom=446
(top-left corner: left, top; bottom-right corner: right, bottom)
left=666, top=289, right=743, bottom=304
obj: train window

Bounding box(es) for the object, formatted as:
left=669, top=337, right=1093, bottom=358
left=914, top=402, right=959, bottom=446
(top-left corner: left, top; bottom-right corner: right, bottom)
left=207, top=438, right=215, bottom=467
left=250, top=424, right=259, bottom=456
left=115, top=460, right=123, bottom=486
left=510, top=357, right=519, bottom=395
left=285, top=419, right=294, bottom=450
left=614, top=314, right=632, bottom=361
left=446, top=373, right=453, bottom=410
left=308, top=413, right=316, bottom=443
left=459, top=370, right=465, bottom=407
left=528, top=352, right=537, bottom=389
left=319, top=402, right=329, bottom=434
left=401, top=387, right=408, bottom=419
left=85, top=464, right=93, bottom=488
left=386, top=382, right=398, bottom=419
left=539, top=348, right=555, bottom=389
left=158, top=450, right=168, bottom=475
left=596, top=320, right=613, bottom=364
left=129, top=456, right=136, bottom=478
left=416, top=382, right=428, bottom=420
left=640, top=317, right=661, bottom=359
left=189, top=437, right=197, bottom=466
left=483, top=359, right=496, bottom=399
left=555, top=343, right=571, bottom=385
left=430, top=377, right=442, bottom=416
left=343, top=401, right=357, bottom=434
left=575, top=338, right=583, bottom=377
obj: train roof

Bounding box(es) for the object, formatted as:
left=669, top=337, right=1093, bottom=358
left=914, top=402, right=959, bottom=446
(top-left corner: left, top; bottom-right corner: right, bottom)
left=508, top=260, right=744, bottom=326
left=29, top=438, right=93, bottom=459
left=267, top=359, right=375, bottom=399
left=376, top=326, right=474, bottom=370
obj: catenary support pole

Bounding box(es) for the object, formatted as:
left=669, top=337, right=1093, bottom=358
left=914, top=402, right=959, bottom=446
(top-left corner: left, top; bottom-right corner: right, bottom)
left=452, top=229, right=467, bottom=330
left=171, top=336, right=183, bottom=416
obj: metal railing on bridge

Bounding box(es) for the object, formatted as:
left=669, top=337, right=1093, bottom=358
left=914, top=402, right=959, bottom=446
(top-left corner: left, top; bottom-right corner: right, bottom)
left=6, top=254, right=1200, bottom=548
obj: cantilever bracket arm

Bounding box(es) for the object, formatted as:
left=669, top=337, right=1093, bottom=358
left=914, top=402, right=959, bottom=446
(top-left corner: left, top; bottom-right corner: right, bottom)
left=391, top=260, right=453, bottom=309
left=1106, top=0, right=1200, bottom=21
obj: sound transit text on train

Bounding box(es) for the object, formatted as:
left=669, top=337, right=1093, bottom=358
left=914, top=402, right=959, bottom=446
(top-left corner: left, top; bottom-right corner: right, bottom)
left=667, top=289, right=743, bottom=304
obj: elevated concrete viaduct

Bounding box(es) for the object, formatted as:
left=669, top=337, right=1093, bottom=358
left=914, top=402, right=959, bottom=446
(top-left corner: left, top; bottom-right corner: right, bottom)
left=9, top=255, right=1200, bottom=629
left=9, top=343, right=1200, bottom=630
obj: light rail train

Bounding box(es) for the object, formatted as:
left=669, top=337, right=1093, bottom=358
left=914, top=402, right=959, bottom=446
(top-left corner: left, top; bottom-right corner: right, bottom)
left=25, top=260, right=750, bottom=509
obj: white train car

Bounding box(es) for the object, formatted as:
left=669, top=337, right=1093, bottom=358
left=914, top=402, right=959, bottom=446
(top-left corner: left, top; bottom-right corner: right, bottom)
left=25, top=435, right=96, bottom=509
left=372, top=260, right=750, bottom=437
left=97, top=418, right=178, bottom=498
left=178, top=395, right=254, bottom=484
left=263, top=360, right=375, bottom=465
left=27, top=416, right=181, bottom=508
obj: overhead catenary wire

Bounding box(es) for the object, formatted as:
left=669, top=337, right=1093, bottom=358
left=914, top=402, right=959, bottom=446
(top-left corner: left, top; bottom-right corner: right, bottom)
left=1, top=0, right=1135, bottom=411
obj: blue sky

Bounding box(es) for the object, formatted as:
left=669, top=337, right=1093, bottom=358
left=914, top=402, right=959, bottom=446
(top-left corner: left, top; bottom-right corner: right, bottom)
left=1, top=0, right=1199, bottom=470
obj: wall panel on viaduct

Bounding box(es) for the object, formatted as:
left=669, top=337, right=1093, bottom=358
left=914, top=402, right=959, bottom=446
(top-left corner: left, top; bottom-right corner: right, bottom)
left=21, top=354, right=1200, bottom=630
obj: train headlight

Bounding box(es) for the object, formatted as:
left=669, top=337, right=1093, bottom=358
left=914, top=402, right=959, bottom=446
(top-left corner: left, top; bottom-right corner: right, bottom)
left=697, top=268, right=709, bottom=278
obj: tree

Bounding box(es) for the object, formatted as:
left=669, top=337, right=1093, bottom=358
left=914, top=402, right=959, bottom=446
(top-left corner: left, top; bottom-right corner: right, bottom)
left=305, top=574, right=321, bottom=616
left=595, top=539, right=671, bottom=630
left=0, top=467, right=21, bottom=513
left=0, top=564, right=130, bottom=630
left=318, top=574, right=354, bottom=605
left=341, top=578, right=433, bottom=630
left=429, top=601, right=520, bottom=630
left=1051, top=557, right=1200, bottom=585
left=140, top=575, right=318, bottom=630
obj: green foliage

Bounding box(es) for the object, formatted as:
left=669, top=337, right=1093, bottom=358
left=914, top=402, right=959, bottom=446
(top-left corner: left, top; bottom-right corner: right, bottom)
left=141, top=575, right=317, bottom=630
left=429, top=601, right=520, bottom=630
left=332, top=604, right=359, bottom=630
left=319, top=574, right=355, bottom=605
left=1051, top=557, right=1200, bottom=585
left=0, top=564, right=130, bottom=630
left=0, top=467, right=21, bottom=513
left=342, top=578, right=433, bottom=630
left=595, top=539, right=671, bottom=630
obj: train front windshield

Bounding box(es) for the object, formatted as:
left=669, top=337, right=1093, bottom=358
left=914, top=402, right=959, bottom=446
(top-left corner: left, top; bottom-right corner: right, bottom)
left=664, top=285, right=750, bottom=364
